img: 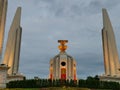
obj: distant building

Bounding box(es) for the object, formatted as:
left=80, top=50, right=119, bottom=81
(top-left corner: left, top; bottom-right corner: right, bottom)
left=49, top=40, right=77, bottom=80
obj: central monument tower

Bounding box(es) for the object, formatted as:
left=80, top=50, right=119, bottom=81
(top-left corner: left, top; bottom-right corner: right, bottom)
left=49, top=40, right=77, bottom=80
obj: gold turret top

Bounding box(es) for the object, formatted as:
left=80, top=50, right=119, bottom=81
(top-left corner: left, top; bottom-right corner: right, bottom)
left=58, top=40, right=68, bottom=52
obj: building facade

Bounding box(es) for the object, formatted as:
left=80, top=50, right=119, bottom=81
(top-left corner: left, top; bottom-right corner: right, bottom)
left=49, top=40, right=77, bottom=80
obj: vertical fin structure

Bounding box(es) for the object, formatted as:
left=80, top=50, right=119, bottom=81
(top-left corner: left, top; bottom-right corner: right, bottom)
left=102, top=8, right=120, bottom=76
left=102, top=29, right=110, bottom=75
left=13, top=27, right=22, bottom=74
left=0, top=0, right=7, bottom=55
left=3, top=7, right=22, bottom=75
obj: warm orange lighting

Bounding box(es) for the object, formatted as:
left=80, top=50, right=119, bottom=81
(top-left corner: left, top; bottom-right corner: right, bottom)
left=61, top=68, right=66, bottom=80
left=58, top=40, right=68, bottom=52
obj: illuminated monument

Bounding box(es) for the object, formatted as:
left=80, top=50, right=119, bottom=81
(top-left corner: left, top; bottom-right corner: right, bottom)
left=49, top=40, right=77, bottom=80
left=0, top=1, right=8, bottom=87
left=3, top=7, right=22, bottom=76
left=0, top=0, right=7, bottom=56
left=102, top=9, right=120, bottom=77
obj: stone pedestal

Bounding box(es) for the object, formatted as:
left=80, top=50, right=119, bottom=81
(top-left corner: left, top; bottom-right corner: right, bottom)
left=0, top=64, right=9, bottom=88
left=99, top=75, right=120, bottom=83
left=7, top=74, right=25, bottom=83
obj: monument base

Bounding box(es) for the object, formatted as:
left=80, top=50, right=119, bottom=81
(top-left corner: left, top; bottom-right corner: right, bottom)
left=99, top=75, right=120, bottom=83
left=0, top=64, right=9, bottom=88
left=0, top=84, right=6, bottom=88
left=7, top=74, right=25, bottom=83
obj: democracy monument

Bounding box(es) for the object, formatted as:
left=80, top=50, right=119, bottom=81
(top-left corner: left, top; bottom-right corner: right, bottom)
left=0, top=0, right=24, bottom=88
left=0, top=0, right=120, bottom=89
left=99, top=9, right=120, bottom=82
left=49, top=40, right=77, bottom=80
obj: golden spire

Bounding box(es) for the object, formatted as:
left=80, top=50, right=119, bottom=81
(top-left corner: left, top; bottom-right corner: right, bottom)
left=58, top=40, right=68, bottom=52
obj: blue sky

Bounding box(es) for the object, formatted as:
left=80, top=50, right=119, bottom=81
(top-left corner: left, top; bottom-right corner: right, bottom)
left=2, top=0, right=120, bottom=79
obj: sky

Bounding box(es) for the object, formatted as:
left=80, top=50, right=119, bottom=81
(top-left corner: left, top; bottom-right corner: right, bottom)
left=1, top=0, right=120, bottom=79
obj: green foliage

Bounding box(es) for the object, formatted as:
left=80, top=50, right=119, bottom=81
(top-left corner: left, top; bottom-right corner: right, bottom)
left=3, top=87, right=90, bottom=90
left=6, top=76, right=120, bottom=90
left=78, top=76, right=120, bottom=90
left=7, top=79, right=77, bottom=88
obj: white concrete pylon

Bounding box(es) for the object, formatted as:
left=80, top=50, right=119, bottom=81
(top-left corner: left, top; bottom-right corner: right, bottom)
left=3, top=7, right=22, bottom=75
left=102, top=8, right=120, bottom=76
left=0, top=0, right=7, bottom=55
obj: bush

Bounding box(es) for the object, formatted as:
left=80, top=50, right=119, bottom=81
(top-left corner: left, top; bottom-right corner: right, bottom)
left=7, top=76, right=120, bottom=90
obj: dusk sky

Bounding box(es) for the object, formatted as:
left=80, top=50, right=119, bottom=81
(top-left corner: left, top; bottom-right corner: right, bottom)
left=1, top=0, right=120, bottom=79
